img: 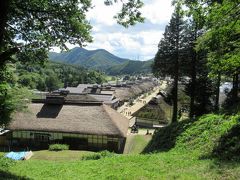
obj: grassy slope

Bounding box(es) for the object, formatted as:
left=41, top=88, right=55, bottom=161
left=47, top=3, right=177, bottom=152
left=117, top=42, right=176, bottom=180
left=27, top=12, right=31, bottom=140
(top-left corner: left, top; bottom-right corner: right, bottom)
left=1, top=114, right=240, bottom=179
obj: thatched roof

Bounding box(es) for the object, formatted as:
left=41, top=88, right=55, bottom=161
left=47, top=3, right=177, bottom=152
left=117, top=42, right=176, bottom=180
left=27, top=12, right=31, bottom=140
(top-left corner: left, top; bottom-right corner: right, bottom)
left=89, top=94, right=113, bottom=102
left=8, top=103, right=129, bottom=137
left=115, top=81, right=156, bottom=101
left=65, top=94, right=100, bottom=103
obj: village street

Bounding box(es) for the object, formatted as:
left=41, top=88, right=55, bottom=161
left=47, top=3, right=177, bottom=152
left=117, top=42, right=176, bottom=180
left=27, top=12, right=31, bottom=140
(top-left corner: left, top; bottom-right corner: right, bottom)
left=122, top=81, right=168, bottom=154
left=117, top=80, right=168, bottom=127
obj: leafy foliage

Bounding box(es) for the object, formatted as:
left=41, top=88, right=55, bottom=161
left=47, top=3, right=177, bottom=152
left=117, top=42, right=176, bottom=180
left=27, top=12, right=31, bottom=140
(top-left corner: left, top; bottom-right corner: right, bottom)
left=49, top=144, right=69, bottom=151
left=81, top=150, right=115, bottom=160
left=196, top=0, right=240, bottom=77
left=106, top=0, right=145, bottom=27
left=0, top=64, right=32, bottom=126
left=0, top=0, right=144, bottom=126
left=0, top=0, right=144, bottom=67
left=16, top=61, right=107, bottom=91
left=0, top=0, right=93, bottom=66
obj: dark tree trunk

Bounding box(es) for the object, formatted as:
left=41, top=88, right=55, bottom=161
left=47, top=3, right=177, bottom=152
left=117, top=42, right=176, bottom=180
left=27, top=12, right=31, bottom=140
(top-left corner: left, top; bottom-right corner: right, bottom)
left=189, top=49, right=197, bottom=118
left=232, top=73, right=239, bottom=103
left=214, top=72, right=221, bottom=112
left=171, top=10, right=181, bottom=123
left=0, top=0, right=10, bottom=48
left=0, top=0, right=11, bottom=69
left=172, top=30, right=179, bottom=123
left=172, top=61, right=179, bottom=123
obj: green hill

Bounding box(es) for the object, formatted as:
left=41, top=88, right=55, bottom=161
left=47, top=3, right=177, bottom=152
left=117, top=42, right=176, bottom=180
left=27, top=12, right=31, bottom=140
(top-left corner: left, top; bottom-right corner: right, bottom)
left=49, top=47, right=129, bottom=70
left=106, top=60, right=153, bottom=75
left=49, top=47, right=153, bottom=74
left=144, top=114, right=240, bottom=161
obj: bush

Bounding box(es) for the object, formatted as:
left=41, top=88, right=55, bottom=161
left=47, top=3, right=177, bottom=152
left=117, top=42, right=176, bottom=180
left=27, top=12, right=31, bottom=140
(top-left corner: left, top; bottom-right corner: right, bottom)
left=49, top=144, right=69, bottom=151
left=82, top=150, right=115, bottom=160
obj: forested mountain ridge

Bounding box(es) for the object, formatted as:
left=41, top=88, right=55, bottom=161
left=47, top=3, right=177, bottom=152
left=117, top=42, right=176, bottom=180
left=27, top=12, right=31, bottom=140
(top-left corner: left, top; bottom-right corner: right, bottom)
left=49, top=47, right=153, bottom=74
left=49, top=47, right=129, bottom=70
left=106, top=60, right=153, bottom=75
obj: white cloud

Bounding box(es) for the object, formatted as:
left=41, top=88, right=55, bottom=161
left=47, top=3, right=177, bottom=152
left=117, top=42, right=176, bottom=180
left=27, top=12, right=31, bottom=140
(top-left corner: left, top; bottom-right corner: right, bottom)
left=85, top=0, right=173, bottom=60
left=85, top=29, right=164, bottom=60
left=53, top=0, right=173, bottom=61
left=142, top=0, right=174, bottom=24
left=87, top=1, right=121, bottom=26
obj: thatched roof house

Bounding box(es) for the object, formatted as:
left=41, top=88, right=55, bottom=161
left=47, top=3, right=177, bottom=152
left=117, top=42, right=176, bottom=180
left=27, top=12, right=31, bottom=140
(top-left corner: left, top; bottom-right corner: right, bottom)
left=7, top=94, right=129, bottom=153
left=114, top=81, right=156, bottom=102
left=132, top=95, right=170, bottom=128
left=65, top=85, right=119, bottom=108
left=9, top=103, right=128, bottom=137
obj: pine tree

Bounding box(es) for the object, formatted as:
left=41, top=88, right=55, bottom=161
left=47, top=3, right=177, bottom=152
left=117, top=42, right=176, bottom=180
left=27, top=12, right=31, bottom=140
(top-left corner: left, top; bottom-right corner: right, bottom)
left=153, top=4, right=185, bottom=123
left=181, top=17, right=215, bottom=117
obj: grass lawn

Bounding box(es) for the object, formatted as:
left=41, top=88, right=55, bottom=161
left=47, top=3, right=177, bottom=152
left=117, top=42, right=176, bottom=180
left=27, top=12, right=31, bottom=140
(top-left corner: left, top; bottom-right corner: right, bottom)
left=31, top=150, right=93, bottom=161
left=2, top=150, right=240, bottom=180
left=0, top=150, right=93, bottom=162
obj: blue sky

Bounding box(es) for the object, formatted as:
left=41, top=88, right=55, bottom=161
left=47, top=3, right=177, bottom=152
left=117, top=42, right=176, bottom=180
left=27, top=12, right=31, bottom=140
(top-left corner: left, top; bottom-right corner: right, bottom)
left=58, top=0, right=174, bottom=61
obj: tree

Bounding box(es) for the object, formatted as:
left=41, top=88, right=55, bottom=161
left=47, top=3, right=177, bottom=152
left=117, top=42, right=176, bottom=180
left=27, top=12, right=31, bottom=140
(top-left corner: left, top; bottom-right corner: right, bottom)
left=153, top=4, right=185, bottom=123
left=179, top=1, right=206, bottom=117
left=0, top=0, right=144, bottom=66
left=195, top=0, right=240, bottom=110
left=179, top=11, right=215, bottom=117
left=0, top=0, right=144, bottom=126
left=0, top=64, right=31, bottom=126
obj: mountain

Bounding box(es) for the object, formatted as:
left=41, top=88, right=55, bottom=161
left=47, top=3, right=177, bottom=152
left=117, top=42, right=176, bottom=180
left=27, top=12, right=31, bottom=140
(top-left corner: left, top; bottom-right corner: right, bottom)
left=49, top=47, right=153, bottom=75
left=106, top=60, right=153, bottom=75
left=49, top=47, right=129, bottom=70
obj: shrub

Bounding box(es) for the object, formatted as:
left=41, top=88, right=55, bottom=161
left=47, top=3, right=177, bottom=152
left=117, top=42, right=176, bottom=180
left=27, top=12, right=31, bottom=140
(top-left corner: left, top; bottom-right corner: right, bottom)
left=82, top=150, right=115, bottom=160
left=49, top=144, right=69, bottom=151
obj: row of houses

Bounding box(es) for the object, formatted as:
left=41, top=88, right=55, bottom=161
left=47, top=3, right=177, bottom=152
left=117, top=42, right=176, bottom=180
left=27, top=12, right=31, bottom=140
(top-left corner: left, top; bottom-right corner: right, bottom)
left=64, top=78, right=159, bottom=108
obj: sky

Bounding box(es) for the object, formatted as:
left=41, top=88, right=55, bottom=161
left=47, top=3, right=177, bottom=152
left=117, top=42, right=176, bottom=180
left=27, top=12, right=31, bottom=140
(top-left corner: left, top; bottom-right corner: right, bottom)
left=65, top=0, right=174, bottom=61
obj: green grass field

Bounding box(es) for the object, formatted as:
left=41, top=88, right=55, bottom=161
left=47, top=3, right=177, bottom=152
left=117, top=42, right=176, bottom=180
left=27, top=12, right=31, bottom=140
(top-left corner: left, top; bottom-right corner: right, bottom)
left=2, top=151, right=240, bottom=180
left=1, top=114, right=240, bottom=179
left=31, top=150, right=93, bottom=161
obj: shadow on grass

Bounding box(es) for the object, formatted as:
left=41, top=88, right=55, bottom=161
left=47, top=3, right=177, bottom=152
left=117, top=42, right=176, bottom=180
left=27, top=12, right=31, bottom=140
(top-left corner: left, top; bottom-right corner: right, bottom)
left=211, top=123, right=240, bottom=162
left=142, top=118, right=194, bottom=153
left=0, top=170, right=31, bottom=180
